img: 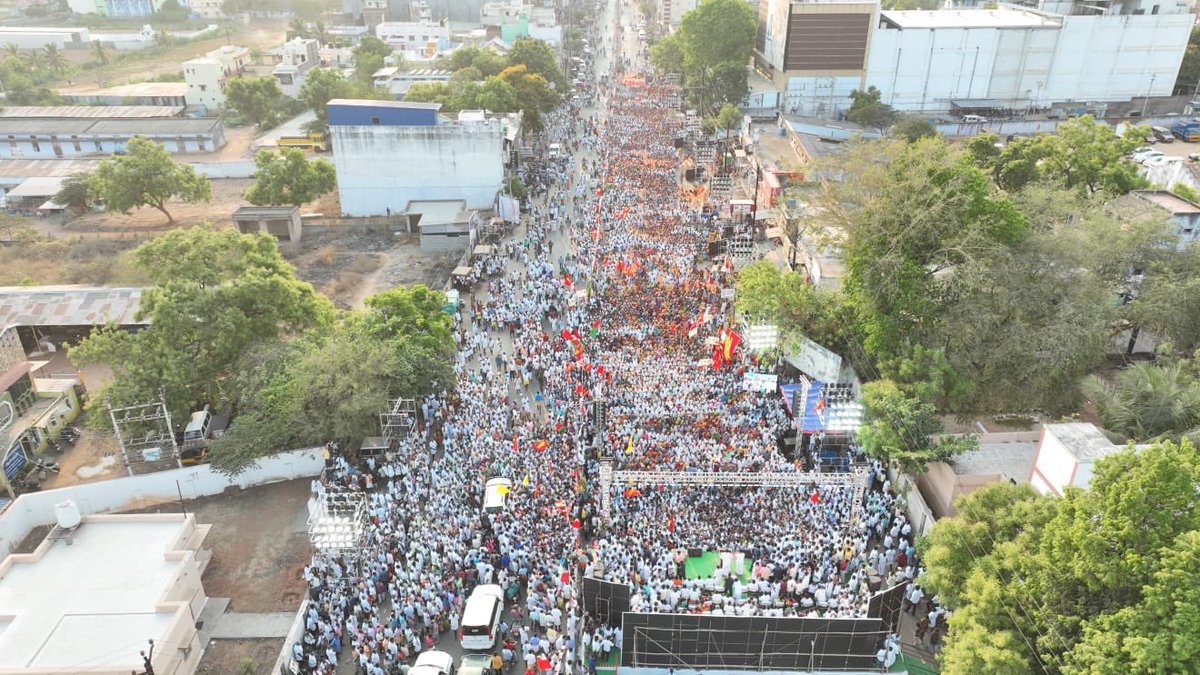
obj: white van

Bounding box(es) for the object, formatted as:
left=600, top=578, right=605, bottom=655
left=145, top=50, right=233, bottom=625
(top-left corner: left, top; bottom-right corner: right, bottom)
left=412, top=650, right=455, bottom=675
left=459, top=584, right=505, bottom=651
left=182, top=408, right=212, bottom=450
left=962, top=114, right=988, bottom=123
left=483, top=477, right=513, bottom=513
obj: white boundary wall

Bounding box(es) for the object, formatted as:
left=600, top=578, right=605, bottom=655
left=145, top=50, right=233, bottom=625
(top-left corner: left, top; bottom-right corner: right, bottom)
left=0, top=448, right=324, bottom=556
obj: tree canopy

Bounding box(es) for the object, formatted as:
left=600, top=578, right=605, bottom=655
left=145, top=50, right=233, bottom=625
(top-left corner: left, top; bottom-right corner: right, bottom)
left=846, top=86, right=896, bottom=129
left=921, top=439, right=1200, bottom=674
left=985, top=116, right=1149, bottom=196
left=857, top=379, right=977, bottom=472
left=208, top=284, right=454, bottom=476
left=245, top=148, right=337, bottom=207
left=225, top=76, right=291, bottom=129
left=649, top=0, right=755, bottom=113
left=1082, top=354, right=1200, bottom=445
left=70, top=227, right=332, bottom=425
left=89, top=137, right=212, bottom=224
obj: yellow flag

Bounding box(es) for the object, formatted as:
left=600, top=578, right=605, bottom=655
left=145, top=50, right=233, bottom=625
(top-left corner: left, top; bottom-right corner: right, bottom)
left=497, top=485, right=510, bottom=495
left=522, top=475, right=530, bottom=487
left=625, top=437, right=634, bottom=454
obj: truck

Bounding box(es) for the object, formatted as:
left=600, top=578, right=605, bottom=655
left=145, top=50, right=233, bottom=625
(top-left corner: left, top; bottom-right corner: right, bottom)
left=277, top=131, right=329, bottom=152
left=1170, top=120, right=1200, bottom=142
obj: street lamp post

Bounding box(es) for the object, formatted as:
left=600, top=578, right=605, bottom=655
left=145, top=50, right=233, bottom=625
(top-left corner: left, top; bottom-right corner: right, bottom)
left=1141, top=74, right=1157, bottom=117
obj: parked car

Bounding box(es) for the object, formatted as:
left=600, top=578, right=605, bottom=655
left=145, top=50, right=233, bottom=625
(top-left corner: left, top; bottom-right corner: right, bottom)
left=1151, top=126, right=1175, bottom=143
left=1133, top=149, right=1166, bottom=164
left=458, top=654, right=491, bottom=675
left=412, top=651, right=455, bottom=675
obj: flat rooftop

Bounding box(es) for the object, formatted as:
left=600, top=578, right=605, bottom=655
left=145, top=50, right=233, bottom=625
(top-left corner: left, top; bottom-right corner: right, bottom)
left=1136, top=189, right=1200, bottom=215
left=64, top=82, right=188, bottom=98
left=0, top=519, right=190, bottom=670
left=0, top=116, right=220, bottom=136
left=0, top=285, right=145, bottom=333
left=1044, top=422, right=1118, bottom=461
left=879, top=8, right=1060, bottom=29
left=0, top=106, right=183, bottom=119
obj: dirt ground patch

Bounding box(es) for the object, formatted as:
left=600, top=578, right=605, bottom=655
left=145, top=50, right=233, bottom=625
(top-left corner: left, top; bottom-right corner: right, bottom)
left=63, top=179, right=254, bottom=233
left=284, top=229, right=459, bottom=307
left=197, top=638, right=283, bottom=675
left=121, top=478, right=311, bottom=612
left=0, top=235, right=148, bottom=286
left=40, top=428, right=124, bottom=490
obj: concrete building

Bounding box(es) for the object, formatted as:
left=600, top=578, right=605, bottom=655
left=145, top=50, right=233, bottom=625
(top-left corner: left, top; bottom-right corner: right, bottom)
left=0, top=26, right=90, bottom=50
left=232, top=205, right=303, bottom=242
left=1028, top=422, right=1120, bottom=496
left=657, top=0, right=699, bottom=30
left=755, top=0, right=1194, bottom=117
left=183, top=45, right=249, bottom=109
left=373, top=66, right=452, bottom=97
left=376, top=20, right=453, bottom=57
left=328, top=99, right=518, bottom=216
left=1110, top=189, right=1200, bottom=249
left=273, top=38, right=321, bottom=97
left=69, top=0, right=183, bottom=16
left=188, top=0, right=224, bottom=18
left=0, top=115, right=225, bottom=158
left=0, top=513, right=210, bottom=675
left=481, top=1, right=562, bottom=44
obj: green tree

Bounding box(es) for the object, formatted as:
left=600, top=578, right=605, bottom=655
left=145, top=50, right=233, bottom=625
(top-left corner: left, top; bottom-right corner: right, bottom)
left=919, top=482, right=1057, bottom=609
left=672, top=0, right=755, bottom=113
left=3, top=43, right=19, bottom=59
left=89, top=137, right=212, bottom=224
left=497, top=64, right=558, bottom=133
left=71, top=228, right=332, bottom=426
left=224, top=76, right=287, bottom=128
left=818, top=137, right=1026, bottom=358
left=1121, top=244, right=1200, bottom=354
left=52, top=172, right=94, bottom=212
left=358, top=284, right=454, bottom=356
left=1171, top=181, right=1200, bottom=203
left=353, top=36, right=393, bottom=83
left=930, top=439, right=1200, bottom=673
left=857, top=379, right=978, bottom=472
left=891, top=114, right=937, bottom=142
left=506, top=37, right=567, bottom=90
left=1082, top=359, right=1200, bottom=443
left=964, top=133, right=1002, bottom=169
left=846, top=86, right=895, bottom=129
left=1068, top=529, right=1200, bottom=673
left=714, top=102, right=741, bottom=136
left=405, top=82, right=455, bottom=107
left=648, top=34, right=685, bottom=74
left=993, top=116, right=1149, bottom=195
left=245, top=148, right=337, bottom=207
left=42, top=44, right=67, bottom=72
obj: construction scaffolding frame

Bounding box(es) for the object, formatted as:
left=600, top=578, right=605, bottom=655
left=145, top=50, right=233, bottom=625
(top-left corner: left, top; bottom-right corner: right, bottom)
left=106, top=392, right=180, bottom=475
left=602, top=468, right=870, bottom=536
left=381, top=397, right=417, bottom=440
left=308, top=485, right=370, bottom=581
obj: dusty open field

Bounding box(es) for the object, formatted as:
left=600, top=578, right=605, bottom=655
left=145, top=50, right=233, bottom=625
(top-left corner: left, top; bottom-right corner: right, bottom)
left=64, top=178, right=254, bottom=233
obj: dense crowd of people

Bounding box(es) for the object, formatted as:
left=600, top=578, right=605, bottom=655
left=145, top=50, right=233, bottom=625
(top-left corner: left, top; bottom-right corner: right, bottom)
left=288, top=3, right=917, bottom=673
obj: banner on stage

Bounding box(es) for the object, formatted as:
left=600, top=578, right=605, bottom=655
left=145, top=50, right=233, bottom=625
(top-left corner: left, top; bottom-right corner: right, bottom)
left=742, top=372, right=778, bottom=392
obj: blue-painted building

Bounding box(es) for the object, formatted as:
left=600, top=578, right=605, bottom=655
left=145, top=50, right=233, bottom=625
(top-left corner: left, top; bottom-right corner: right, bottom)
left=326, top=99, right=441, bottom=127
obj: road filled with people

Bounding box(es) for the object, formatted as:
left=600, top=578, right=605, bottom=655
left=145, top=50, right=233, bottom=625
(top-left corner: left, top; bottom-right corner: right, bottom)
left=290, top=3, right=915, bottom=674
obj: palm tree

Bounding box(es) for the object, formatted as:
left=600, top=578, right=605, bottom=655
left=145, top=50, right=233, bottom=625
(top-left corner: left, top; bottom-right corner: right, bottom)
left=314, top=19, right=328, bottom=45
left=25, top=49, right=44, bottom=70
left=4, top=43, right=20, bottom=59
left=1083, top=361, right=1200, bottom=442
left=91, top=40, right=109, bottom=66
left=42, top=44, right=67, bottom=72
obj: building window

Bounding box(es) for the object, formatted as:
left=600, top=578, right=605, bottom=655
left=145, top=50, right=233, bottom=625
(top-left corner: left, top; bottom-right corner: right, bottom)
left=72, top=136, right=81, bottom=152
left=94, top=141, right=103, bottom=151
left=31, top=141, right=40, bottom=152
left=372, top=117, right=381, bottom=124
left=200, top=84, right=207, bottom=91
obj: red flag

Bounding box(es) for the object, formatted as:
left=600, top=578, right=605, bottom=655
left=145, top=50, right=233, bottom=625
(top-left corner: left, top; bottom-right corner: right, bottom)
left=813, top=395, right=826, bottom=412
left=555, top=421, right=565, bottom=432
left=564, top=275, right=573, bottom=287
left=667, top=513, right=675, bottom=533
left=616, top=261, right=625, bottom=273
left=575, top=384, right=585, bottom=395
left=712, top=344, right=723, bottom=370
left=810, top=490, right=820, bottom=505
left=561, top=329, right=573, bottom=342
left=511, top=436, right=519, bottom=452
left=561, top=571, right=570, bottom=584
left=533, top=440, right=548, bottom=452
left=570, top=518, right=582, bottom=529
left=722, top=330, right=741, bottom=362
left=592, top=319, right=601, bottom=329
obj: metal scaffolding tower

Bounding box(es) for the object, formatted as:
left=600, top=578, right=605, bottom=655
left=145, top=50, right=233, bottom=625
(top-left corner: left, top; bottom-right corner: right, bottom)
left=107, top=392, right=180, bottom=475
left=381, top=397, right=417, bottom=440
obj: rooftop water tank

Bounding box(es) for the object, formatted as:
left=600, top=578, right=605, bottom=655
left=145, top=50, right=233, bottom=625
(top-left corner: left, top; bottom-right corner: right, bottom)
left=54, top=500, right=82, bottom=530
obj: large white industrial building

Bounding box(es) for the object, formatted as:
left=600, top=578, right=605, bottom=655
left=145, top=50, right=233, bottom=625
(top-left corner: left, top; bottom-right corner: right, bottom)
left=328, top=99, right=519, bottom=217
left=754, top=0, right=1194, bottom=117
